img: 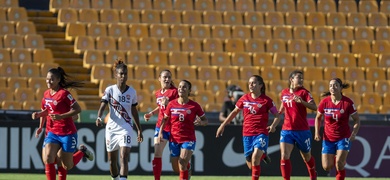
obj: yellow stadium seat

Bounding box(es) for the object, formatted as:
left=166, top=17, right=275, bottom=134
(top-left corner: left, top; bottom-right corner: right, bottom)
left=149, top=24, right=170, bottom=38
left=127, top=51, right=147, bottom=65
left=182, top=10, right=202, bottom=24
left=78, top=9, right=98, bottom=23
left=108, top=24, right=128, bottom=38
left=40, top=63, right=59, bottom=77
left=127, top=79, right=142, bottom=92
left=117, top=37, right=138, bottom=51
left=379, top=105, right=390, bottom=114
left=334, top=26, right=354, bottom=42
left=14, top=87, right=35, bottom=101
left=295, top=53, right=315, bottom=67
left=347, top=12, right=367, bottom=27
left=372, top=40, right=390, bottom=54
left=357, top=53, right=377, bottom=67
left=255, top=0, right=275, bottom=12
left=15, top=21, right=36, bottom=35
left=296, top=0, right=316, bottom=12
left=338, top=0, right=358, bottom=13
left=1, top=101, right=22, bottom=110
left=287, top=39, right=307, bottom=53
left=189, top=52, right=210, bottom=66
left=7, top=7, right=28, bottom=22
left=264, top=12, right=284, bottom=26
left=343, top=92, right=361, bottom=105
left=173, top=0, right=194, bottom=11
left=276, top=0, right=295, bottom=12
left=210, top=52, right=231, bottom=66
left=344, top=67, right=365, bottom=80
left=281, top=66, right=302, bottom=80
left=154, top=0, right=173, bottom=10
left=90, top=64, right=113, bottom=83
left=0, top=77, right=6, bottom=88
left=204, top=38, right=224, bottom=52
left=194, top=90, right=216, bottom=104
left=19, top=63, right=40, bottom=77
left=190, top=24, right=211, bottom=39
left=357, top=105, right=377, bottom=114
left=273, top=52, right=294, bottom=67
left=378, top=54, right=390, bottom=67
left=105, top=50, right=125, bottom=65
left=336, top=53, right=357, bottom=67
left=211, top=25, right=231, bottom=39
left=132, top=0, right=152, bottom=10
left=169, top=52, right=189, bottom=66
left=91, top=0, right=110, bottom=9
left=245, top=39, right=265, bottom=53
left=204, top=103, right=223, bottom=113
left=194, top=0, right=214, bottom=11
left=147, top=51, right=168, bottom=66
left=260, top=66, right=281, bottom=80
left=239, top=66, right=260, bottom=80
left=32, top=49, right=54, bottom=63
left=252, top=25, right=272, bottom=39
left=160, top=37, right=181, bottom=52
left=188, top=79, right=205, bottom=92
left=380, top=0, right=390, bottom=13
left=326, top=12, right=347, bottom=27
left=120, top=10, right=140, bottom=24
left=268, top=80, right=288, bottom=93
left=176, top=66, right=197, bottom=79
left=28, top=77, right=46, bottom=90
left=222, top=11, right=243, bottom=25
left=134, top=65, right=155, bottom=80
left=366, top=66, right=386, bottom=82
left=181, top=38, right=202, bottom=52
left=306, top=12, right=326, bottom=26
left=87, top=23, right=107, bottom=37
left=3, top=34, right=24, bottom=49
left=273, top=26, right=293, bottom=39
left=0, top=49, right=11, bottom=63
left=49, top=0, right=70, bottom=12
left=205, top=80, right=227, bottom=94
left=24, top=34, right=45, bottom=49
left=99, top=79, right=116, bottom=96
left=303, top=67, right=324, bottom=81
left=359, top=0, right=378, bottom=13
left=74, top=36, right=95, bottom=54
left=69, top=0, right=90, bottom=9
left=0, top=87, right=13, bottom=101
left=155, top=65, right=176, bottom=80
left=375, top=27, right=390, bottom=41
left=231, top=25, right=251, bottom=39
left=215, top=0, right=234, bottom=11
left=0, top=8, right=5, bottom=21
left=0, top=22, right=14, bottom=36
left=138, top=102, right=156, bottom=113
left=139, top=37, right=159, bottom=51
left=10, top=48, right=32, bottom=63
left=374, top=80, right=390, bottom=94
left=141, top=10, right=161, bottom=24
left=0, top=62, right=19, bottom=77
left=96, top=36, right=116, bottom=51
left=83, top=50, right=104, bottom=68
left=323, top=67, right=344, bottom=80
left=293, top=26, right=313, bottom=40
left=22, top=101, right=42, bottom=111
left=224, top=38, right=244, bottom=52
left=367, top=12, right=387, bottom=27
left=7, top=77, right=27, bottom=89
left=308, top=40, right=329, bottom=53
left=266, top=39, right=286, bottom=53
left=65, top=23, right=86, bottom=41
left=170, top=24, right=190, bottom=38
left=311, top=80, right=328, bottom=93
left=315, top=53, right=336, bottom=67
left=141, top=79, right=160, bottom=93
left=136, top=89, right=154, bottom=104
left=157, top=10, right=180, bottom=25
left=243, top=11, right=264, bottom=26
left=231, top=52, right=252, bottom=66
left=252, top=52, right=273, bottom=66
left=99, top=9, right=119, bottom=23
left=313, top=26, right=334, bottom=41
left=329, top=38, right=351, bottom=53
left=353, top=80, right=374, bottom=94
left=235, top=0, right=255, bottom=12
left=57, top=8, right=77, bottom=27
left=219, top=66, right=239, bottom=81
left=197, top=66, right=218, bottom=80
left=354, top=27, right=374, bottom=41
left=111, top=0, right=131, bottom=9
left=351, top=40, right=371, bottom=54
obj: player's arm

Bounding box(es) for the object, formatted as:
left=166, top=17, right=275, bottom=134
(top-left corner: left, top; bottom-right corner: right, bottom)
left=349, top=112, right=360, bottom=141
left=131, top=104, right=143, bottom=143
left=303, top=99, right=317, bottom=111
left=157, top=115, right=169, bottom=144
left=96, top=101, right=108, bottom=127
left=314, top=111, right=323, bottom=141
left=35, top=115, right=47, bottom=138
left=144, top=106, right=159, bottom=121
left=195, top=115, right=208, bottom=126
left=268, top=106, right=280, bottom=133
left=216, top=107, right=240, bottom=137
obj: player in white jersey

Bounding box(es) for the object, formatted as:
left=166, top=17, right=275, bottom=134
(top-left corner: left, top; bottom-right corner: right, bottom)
left=96, top=59, right=143, bottom=180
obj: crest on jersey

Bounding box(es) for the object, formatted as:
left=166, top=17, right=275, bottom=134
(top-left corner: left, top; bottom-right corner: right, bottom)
left=257, top=103, right=262, bottom=108
left=67, top=94, right=74, bottom=101
left=340, top=109, right=345, bottom=114
left=126, top=94, right=130, bottom=100
left=186, top=109, right=191, bottom=114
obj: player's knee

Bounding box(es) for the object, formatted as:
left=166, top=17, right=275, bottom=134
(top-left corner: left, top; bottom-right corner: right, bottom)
left=335, top=160, right=345, bottom=170
left=63, top=162, right=74, bottom=170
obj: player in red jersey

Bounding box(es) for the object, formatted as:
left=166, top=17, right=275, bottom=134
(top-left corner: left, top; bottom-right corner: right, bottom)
left=314, top=78, right=360, bottom=180
left=278, top=70, right=317, bottom=180
left=144, top=69, right=179, bottom=180
left=216, top=75, right=280, bottom=180
left=31, top=67, right=93, bottom=180
left=96, top=59, right=143, bottom=180
left=157, top=80, right=208, bottom=180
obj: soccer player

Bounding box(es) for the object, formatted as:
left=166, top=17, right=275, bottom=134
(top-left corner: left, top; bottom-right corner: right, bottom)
left=157, top=80, right=208, bottom=180
left=314, top=78, right=360, bottom=180
left=278, top=70, right=317, bottom=180
left=144, top=69, right=179, bottom=180
left=31, top=67, right=93, bottom=180
left=95, top=59, right=143, bottom=180
left=216, top=75, right=280, bottom=180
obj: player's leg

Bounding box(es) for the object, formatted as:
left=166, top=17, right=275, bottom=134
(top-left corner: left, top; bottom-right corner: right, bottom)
left=178, top=143, right=194, bottom=180
left=280, top=130, right=295, bottom=180
left=108, top=150, right=119, bottom=180
left=43, top=132, right=62, bottom=180
left=321, top=140, right=336, bottom=172
left=335, top=138, right=350, bottom=180
left=297, top=130, right=317, bottom=180
left=118, top=146, right=131, bottom=180
left=153, top=128, right=169, bottom=180
left=251, top=148, right=263, bottom=180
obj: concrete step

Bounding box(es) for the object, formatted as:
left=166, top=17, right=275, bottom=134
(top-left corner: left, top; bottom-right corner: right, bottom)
left=46, top=44, right=74, bottom=51
left=28, top=17, right=57, bottom=25
left=52, top=51, right=80, bottom=58
left=39, top=32, right=65, bottom=38
left=54, top=58, right=83, bottom=66
left=36, top=24, right=64, bottom=32
left=44, top=38, right=73, bottom=45
left=27, top=10, right=55, bottom=18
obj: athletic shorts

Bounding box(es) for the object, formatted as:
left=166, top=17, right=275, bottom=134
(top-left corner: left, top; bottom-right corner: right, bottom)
left=105, top=128, right=133, bottom=152
left=243, top=134, right=269, bottom=159
left=322, top=138, right=351, bottom=154
left=280, top=130, right=312, bottom=153
left=169, top=141, right=196, bottom=157
left=44, top=132, right=77, bottom=153
left=154, top=127, right=170, bottom=140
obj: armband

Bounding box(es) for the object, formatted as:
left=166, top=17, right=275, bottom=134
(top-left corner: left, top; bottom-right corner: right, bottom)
left=97, top=117, right=102, bottom=121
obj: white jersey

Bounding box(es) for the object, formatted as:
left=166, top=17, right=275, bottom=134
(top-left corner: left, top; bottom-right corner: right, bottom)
left=101, top=85, right=138, bottom=151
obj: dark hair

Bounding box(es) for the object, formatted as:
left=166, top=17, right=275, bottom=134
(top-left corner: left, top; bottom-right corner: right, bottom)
left=252, top=75, right=266, bottom=95
left=288, top=70, right=303, bottom=88
left=227, top=85, right=242, bottom=97
left=159, top=69, right=175, bottom=87
left=320, top=78, right=350, bottom=97
left=113, top=58, right=127, bottom=72
left=181, top=80, right=192, bottom=96
left=48, top=67, right=83, bottom=89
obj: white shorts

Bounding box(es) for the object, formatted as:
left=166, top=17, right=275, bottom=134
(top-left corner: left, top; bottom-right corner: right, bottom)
left=105, top=126, right=134, bottom=152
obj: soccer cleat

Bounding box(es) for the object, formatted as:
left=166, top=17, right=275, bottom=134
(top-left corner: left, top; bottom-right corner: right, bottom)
left=79, top=144, right=94, bottom=161
left=262, top=154, right=271, bottom=164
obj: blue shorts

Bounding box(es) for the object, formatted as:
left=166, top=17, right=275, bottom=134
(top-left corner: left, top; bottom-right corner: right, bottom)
left=322, top=138, right=351, bottom=154
left=280, top=130, right=312, bottom=153
left=243, top=134, right=269, bottom=158
left=44, top=132, right=78, bottom=153
left=169, top=141, right=196, bottom=157
left=154, top=127, right=170, bottom=140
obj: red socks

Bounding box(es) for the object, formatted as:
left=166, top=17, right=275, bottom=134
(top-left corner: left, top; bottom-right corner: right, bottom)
left=336, top=169, right=346, bottom=180
left=305, top=156, right=317, bottom=180
left=152, top=157, right=162, bottom=180
left=280, top=159, right=291, bottom=180
left=252, top=165, right=261, bottom=180
left=45, top=163, right=56, bottom=180
left=179, top=170, right=188, bottom=180
left=58, top=166, right=67, bottom=180
left=73, top=150, right=84, bottom=166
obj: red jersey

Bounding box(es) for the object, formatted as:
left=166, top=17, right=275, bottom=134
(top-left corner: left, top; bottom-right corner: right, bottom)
left=317, top=96, right=357, bottom=141
left=236, top=93, right=276, bottom=136
left=155, top=86, right=178, bottom=132
left=280, top=87, right=314, bottom=131
left=41, top=88, right=77, bottom=135
left=164, top=99, right=205, bottom=143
